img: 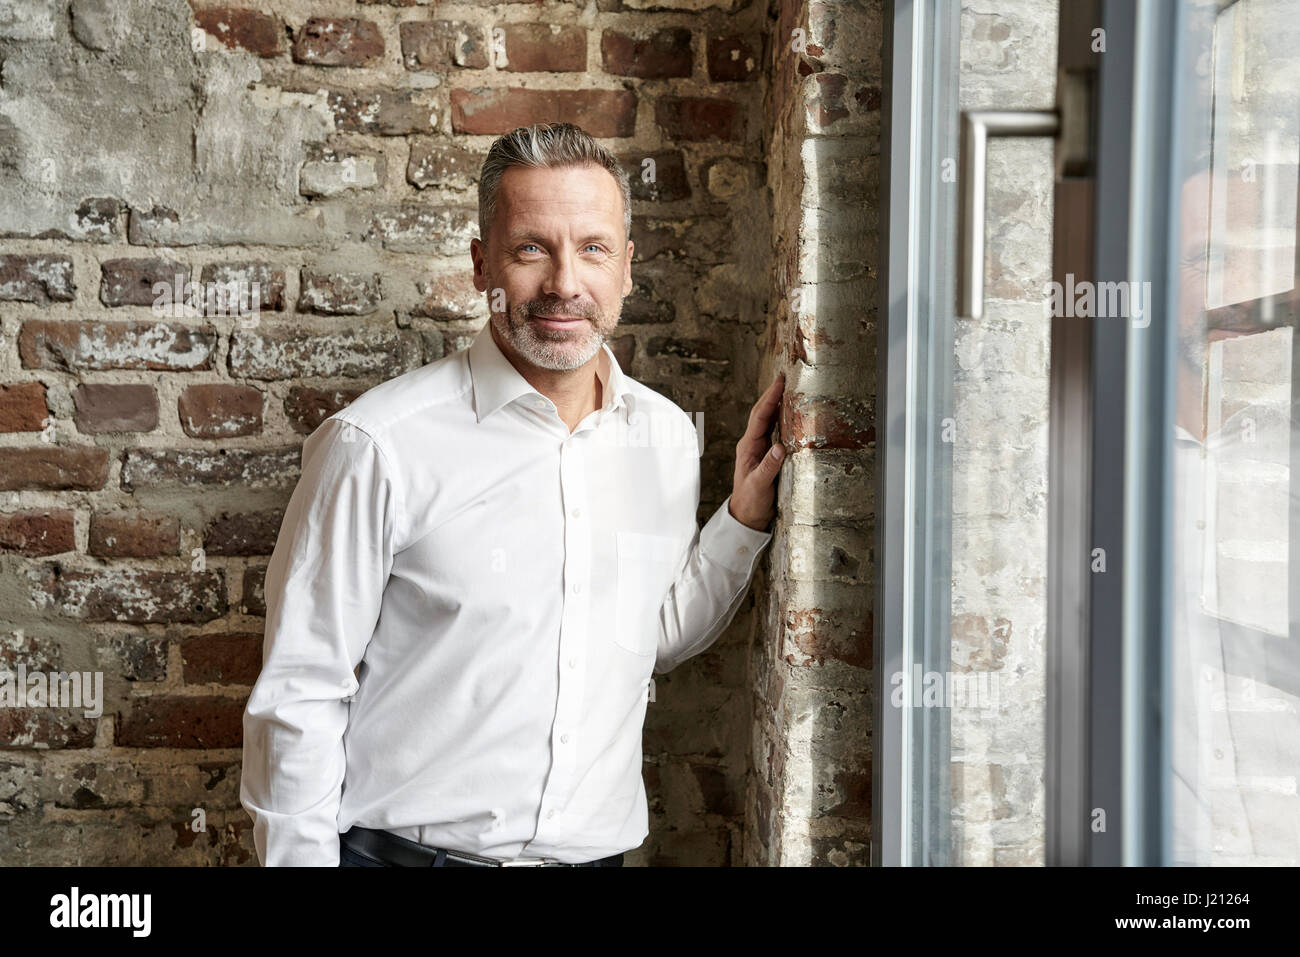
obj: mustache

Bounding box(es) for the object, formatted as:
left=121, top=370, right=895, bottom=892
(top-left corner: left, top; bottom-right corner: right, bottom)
left=525, top=305, right=590, bottom=316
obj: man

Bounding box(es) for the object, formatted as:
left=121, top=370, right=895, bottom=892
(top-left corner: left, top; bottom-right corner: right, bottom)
left=240, top=122, right=785, bottom=867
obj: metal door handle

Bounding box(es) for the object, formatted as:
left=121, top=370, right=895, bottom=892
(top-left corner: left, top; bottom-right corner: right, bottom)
left=957, top=110, right=1060, bottom=319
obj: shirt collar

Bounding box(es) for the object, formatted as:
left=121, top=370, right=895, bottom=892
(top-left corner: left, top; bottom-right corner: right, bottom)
left=467, top=322, right=636, bottom=423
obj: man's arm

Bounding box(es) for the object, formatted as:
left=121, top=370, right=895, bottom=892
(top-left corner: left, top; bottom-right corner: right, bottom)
left=654, top=375, right=785, bottom=674
left=240, top=416, right=398, bottom=866
left=653, top=494, right=775, bottom=674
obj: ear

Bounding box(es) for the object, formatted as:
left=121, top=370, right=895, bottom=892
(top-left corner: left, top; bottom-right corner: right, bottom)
left=622, top=239, right=634, bottom=297
left=471, top=237, right=487, bottom=292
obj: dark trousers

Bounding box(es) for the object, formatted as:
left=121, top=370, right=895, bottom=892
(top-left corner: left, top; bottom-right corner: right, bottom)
left=338, top=827, right=624, bottom=867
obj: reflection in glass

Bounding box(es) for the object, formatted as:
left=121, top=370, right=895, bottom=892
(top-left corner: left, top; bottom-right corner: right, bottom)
left=1170, top=0, right=1300, bottom=865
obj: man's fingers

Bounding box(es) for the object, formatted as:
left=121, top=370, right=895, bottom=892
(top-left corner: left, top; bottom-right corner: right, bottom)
left=743, top=440, right=785, bottom=482
left=743, top=374, right=785, bottom=442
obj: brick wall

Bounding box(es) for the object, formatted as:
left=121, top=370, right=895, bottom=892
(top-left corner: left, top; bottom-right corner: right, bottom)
left=949, top=0, right=1054, bottom=865
left=0, top=0, right=775, bottom=865
left=748, top=0, right=879, bottom=865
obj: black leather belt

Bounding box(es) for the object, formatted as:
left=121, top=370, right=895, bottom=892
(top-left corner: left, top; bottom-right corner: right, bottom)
left=340, top=826, right=624, bottom=867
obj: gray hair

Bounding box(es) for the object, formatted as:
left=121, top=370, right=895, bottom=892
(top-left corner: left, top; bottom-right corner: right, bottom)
left=477, top=122, right=632, bottom=247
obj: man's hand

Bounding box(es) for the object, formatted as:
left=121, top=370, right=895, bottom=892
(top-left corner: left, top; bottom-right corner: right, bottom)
left=728, top=374, right=786, bottom=531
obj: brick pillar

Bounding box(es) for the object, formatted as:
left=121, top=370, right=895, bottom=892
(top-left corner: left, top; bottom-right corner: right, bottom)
left=748, top=0, right=881, bottom=866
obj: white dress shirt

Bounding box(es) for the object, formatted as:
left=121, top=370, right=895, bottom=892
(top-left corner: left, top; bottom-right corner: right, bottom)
left=1170, top=420, right=1300, bottom=865
left=240, top=323, right=774, bottom=866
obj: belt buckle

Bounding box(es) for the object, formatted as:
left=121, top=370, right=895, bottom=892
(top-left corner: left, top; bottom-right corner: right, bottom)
left=498, top=857, right=552, bottom=866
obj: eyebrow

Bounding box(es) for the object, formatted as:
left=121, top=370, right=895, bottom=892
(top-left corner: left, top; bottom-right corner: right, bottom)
left=507, top=231, right=618, bottom=246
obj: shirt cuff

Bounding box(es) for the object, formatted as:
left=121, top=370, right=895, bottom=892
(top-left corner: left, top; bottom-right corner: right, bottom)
left=699, top=494, right=774, bottom=576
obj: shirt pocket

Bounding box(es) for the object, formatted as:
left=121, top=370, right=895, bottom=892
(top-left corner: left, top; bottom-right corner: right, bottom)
left=613, top=531, right=682, bottom=657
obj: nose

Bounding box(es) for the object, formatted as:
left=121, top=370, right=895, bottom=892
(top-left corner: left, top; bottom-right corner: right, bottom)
left=541, top=247, right=582, bottom=303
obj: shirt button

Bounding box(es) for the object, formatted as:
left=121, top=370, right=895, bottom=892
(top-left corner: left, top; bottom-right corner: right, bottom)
left=572, top=582, right=582, bottom=593
left=568, top=657, right=576, bottom=668
left=571, top=508, right=581, bottom=518
left=560, top=733, right=570, bottom=744
left=737, top=545, right=749, bottom=555
left=547, top=810, right=556, bottom=819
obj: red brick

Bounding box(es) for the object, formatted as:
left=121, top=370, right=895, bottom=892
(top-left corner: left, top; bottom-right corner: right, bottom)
left=202, top=509, right=284, bottom=556
left=366, top=205, right=476, bottom=255
left=228, top=328, right=420, bottom=380
left=19, top=321, right=217, bottom=372
left=810, top=73, right=850, bottom=128
left=0, top=382, right=49, bottom=432
left=283, top=386, right=364, bottom=435
left=181, top=633, right=263, bottom=685
left=618, top=149, right=690, bottom=203
left=0, top=632, right=61, bottom=672
left=410, top=272, right=482, bottom=321
left=784, top=606, right=871, bottom=668
left=324, top=88, right=438, bottom=135
left=655, top=96, right=746, bottom=141
left=0, top=447, right=110, bottom=491
left=298, top=270, right=382, bottom=316
left=407, top=139, right=481, bottom=190
left=0, top=510, right=75, bottom=556
left=124, top=206, right=183, bottom=245
left=450, top=88, right=636, bottom=138
left=602, top=27, right=692, bottom=79
left=33, top=566, right=228, bottom=624
left=116, top=695, right=246, bottom=748
left=855, top=84, right=881, bottom=111
left=178, top=384, right=264, bottom=438
left=0, top=711, right=97, bottom=750
left=240, top=565, right=266, bottom=616
left=99, top=257, right=189, bottom=308
left=501, top=24, right=586, bottom=72
left=73, top=197, right=123, bottom=242
left=0, top=254, right=75, bottom=303
left=73, top=383, right=159, bottom=433
left=199, top=262, right=286, bottom=314
left=781, top=394, right=874, bottom=450
left=707, top=34, right=762, bottom=82
left=88, top=512, right=181, bottom=558
left=191, top=5, right=283, bottom=57
left=399, top=20, right=488, bottom=71
left=98, top=634, right=169, bottom=682
left=292, top=17, right=384, bottom=67
left=119, top=448, right=301, bottom=490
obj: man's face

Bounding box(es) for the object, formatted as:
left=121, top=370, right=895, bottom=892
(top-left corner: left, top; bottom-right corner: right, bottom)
left=471, top=163, right=634, bottom=372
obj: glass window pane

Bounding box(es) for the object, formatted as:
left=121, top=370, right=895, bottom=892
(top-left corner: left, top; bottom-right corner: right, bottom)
left=1170, top=0, right=1300, bottom=866
left=914, top=0, right=1057, bottom=866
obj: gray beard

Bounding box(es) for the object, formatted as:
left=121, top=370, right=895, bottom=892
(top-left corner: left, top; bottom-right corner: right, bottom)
left=491, top=310, right=607, bottom=371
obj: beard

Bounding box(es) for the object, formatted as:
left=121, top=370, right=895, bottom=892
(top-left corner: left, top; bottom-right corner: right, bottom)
left=486, top=279, right=620, bottom=372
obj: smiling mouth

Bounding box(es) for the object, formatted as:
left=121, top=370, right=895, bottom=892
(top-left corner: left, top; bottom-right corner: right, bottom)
left=529, top=313, right=587, bottom=329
